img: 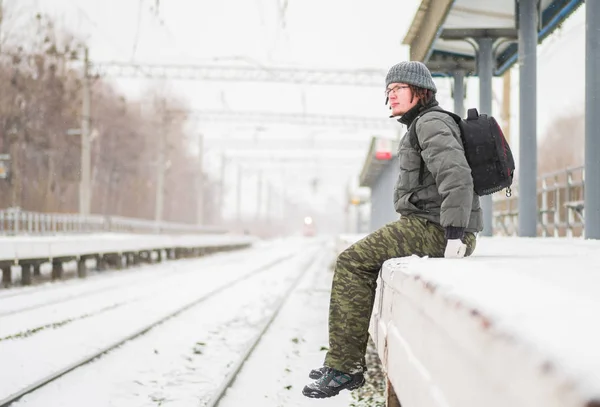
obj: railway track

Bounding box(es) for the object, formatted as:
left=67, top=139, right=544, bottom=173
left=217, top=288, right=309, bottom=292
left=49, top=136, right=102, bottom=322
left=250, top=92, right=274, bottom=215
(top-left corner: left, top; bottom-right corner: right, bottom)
left=0, top=246, right=259, bottom=316
left=0, top=245, right=293, bottom=345
left=0, top=245, right=319, bottom=407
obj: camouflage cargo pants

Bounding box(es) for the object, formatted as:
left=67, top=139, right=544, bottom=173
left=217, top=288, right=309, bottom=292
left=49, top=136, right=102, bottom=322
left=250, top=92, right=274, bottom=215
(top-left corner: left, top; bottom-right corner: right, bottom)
left=324, top=214, right=476, bottom=373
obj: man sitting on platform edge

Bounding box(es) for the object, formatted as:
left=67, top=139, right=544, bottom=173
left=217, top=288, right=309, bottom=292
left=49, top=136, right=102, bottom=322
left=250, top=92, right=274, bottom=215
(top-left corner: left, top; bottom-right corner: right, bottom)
left=302, top=61, right=483, bottom=399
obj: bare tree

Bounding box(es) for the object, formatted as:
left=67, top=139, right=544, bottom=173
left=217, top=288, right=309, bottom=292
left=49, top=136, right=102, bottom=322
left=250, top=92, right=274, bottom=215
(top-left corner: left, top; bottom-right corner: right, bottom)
left=0, top=5, right=220, bottom=225
left=538, top=113, right=584, bottom=174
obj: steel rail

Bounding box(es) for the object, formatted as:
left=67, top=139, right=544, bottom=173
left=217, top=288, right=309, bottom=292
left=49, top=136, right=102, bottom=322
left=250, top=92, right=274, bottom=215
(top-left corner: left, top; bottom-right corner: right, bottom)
left=205, top=248, right=324, bottom=407
left=0, top=252, right=298, bottom=407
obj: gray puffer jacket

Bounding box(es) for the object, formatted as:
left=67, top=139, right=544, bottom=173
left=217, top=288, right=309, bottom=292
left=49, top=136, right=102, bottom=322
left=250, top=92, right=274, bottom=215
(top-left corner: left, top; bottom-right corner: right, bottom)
left=393, top=104, right=483, bottom=233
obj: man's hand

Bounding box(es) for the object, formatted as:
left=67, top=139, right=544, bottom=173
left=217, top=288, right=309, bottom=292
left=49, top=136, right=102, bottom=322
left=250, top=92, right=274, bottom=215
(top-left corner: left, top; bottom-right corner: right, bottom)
left=444, top=239, right=467, bottom=258
left=444, top=226, right=466, bottom=258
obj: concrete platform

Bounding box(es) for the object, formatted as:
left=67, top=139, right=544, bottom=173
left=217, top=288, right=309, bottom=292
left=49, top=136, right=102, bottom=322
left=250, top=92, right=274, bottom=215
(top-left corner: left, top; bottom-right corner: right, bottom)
left=369, top=237, right=600, bottom=407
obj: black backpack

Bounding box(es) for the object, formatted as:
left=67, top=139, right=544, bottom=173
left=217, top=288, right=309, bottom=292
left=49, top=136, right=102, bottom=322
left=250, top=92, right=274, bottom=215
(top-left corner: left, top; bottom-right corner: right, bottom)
left=408, top=107, right=515, bottom=197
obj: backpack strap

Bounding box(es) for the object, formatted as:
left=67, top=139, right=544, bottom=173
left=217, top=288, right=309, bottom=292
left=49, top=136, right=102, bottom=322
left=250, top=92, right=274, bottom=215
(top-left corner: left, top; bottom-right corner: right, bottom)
left=407, top=123, right=427, bottom=185
left=407, top=107, right=461, bottom=185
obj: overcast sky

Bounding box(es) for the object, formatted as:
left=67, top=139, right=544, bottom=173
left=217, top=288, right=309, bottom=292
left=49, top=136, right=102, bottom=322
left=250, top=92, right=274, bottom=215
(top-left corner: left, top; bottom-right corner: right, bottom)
left=1, top=0, right=588, bottom=227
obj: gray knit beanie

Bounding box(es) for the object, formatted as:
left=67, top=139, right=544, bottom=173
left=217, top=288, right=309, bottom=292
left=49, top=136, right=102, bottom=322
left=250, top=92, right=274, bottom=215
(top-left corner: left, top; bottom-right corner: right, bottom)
left=385, top=61, right=437, bottom=93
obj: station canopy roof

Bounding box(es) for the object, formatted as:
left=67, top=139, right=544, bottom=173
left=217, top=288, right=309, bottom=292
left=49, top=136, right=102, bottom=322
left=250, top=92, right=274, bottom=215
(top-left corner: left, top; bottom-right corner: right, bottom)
left=403, top=0, right=584, bottom=76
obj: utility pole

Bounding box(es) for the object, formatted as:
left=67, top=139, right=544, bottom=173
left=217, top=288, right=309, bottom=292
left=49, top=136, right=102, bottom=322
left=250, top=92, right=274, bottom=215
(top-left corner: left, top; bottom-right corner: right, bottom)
left=219, top=154, right=227, bottom=222
left=236, top=164, right=242, bottom=222
left=80, top=47, right=91, bottom=216
left=155, top=107, right=167, bottom=227
left=279, top=171, right=288, bottom=231
left=0, top=0, right=4, bottom=55
left=196, top=134, right=204, bottom=225
left=266, top=182, right=271, bottom=225
left=256, top=170, right=263, bottom=220
left=8, top=128, right=20, bottom=209
left=345, top=181, right=351, bottom=233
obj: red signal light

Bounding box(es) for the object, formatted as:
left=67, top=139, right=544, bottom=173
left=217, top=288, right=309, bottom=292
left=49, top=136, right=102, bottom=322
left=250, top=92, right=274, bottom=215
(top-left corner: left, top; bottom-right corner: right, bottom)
left=375, top=138, right=392, bottom=161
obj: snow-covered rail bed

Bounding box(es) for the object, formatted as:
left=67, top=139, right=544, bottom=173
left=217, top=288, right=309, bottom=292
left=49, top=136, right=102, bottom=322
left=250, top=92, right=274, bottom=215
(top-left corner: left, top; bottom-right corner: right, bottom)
left=0, top=244, right=267, bottom=321
left=0, top=238, right=320, bottom=406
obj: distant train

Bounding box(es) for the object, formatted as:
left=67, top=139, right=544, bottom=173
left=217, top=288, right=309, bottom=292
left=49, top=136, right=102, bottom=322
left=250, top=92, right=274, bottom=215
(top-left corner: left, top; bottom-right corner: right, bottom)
left=303, top=216, right=316, bottom=237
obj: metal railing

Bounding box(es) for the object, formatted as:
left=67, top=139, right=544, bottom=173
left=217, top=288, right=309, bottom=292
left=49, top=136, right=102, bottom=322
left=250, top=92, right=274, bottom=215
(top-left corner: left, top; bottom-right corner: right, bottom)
left=493, top=166, right=585, bottom=237
left=0, top=208, right=226, bottom=235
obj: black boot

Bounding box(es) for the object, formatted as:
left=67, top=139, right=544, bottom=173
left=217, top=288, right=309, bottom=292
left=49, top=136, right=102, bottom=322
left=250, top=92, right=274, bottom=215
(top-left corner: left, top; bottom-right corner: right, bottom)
left=302, top=367, right=365, bottom=398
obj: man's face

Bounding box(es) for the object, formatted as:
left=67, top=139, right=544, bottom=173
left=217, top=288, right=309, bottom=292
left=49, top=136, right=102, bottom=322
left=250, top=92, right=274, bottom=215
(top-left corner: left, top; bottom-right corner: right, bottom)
left=386, top=83, right=419, bottom=116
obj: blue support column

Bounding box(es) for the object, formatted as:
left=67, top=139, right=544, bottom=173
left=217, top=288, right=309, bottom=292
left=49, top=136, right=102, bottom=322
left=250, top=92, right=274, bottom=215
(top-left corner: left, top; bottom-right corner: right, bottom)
left=586, top=0, right=600, bottom=239
left=477, top=37, right=494, bottom=237
left=369, top=157, right=399, bottom=232
left=452, top=70, right=466, bottom=118
left=518, top=0, right=538, bottom=237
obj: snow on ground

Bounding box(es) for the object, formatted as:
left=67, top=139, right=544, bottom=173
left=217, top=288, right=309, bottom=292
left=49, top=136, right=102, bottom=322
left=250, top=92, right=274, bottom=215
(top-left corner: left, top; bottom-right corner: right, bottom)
left=12, top=242, right=323, bottom=407
left=6, top=232, right=598, bottom=406
left=0, top=236, right=358, bottom=407
left=0, top=246, right=275, bottom=338
left=0, top=238, right=315, bottom=402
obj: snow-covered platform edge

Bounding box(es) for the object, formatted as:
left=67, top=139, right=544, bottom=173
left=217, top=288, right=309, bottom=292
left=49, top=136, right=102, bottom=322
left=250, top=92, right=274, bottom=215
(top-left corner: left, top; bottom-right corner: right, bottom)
left=0, top=233, right=257, bottom=264
left=368, top=237, right=600, bottom=407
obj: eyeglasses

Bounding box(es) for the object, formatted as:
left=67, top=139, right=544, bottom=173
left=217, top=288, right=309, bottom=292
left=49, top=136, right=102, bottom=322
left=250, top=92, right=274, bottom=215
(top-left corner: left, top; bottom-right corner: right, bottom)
left=385, top=85, right=410, bottom=97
